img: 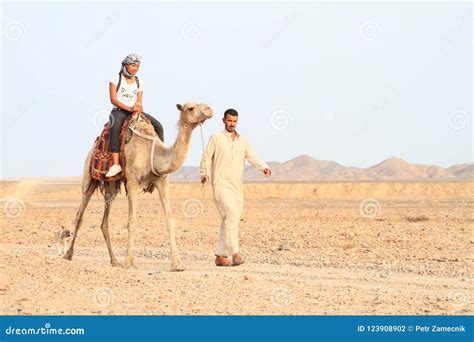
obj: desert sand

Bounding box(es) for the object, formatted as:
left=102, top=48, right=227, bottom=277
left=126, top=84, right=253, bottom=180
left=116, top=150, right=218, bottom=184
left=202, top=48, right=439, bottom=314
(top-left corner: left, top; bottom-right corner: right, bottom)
left=0, top=179, right=472, bottom=315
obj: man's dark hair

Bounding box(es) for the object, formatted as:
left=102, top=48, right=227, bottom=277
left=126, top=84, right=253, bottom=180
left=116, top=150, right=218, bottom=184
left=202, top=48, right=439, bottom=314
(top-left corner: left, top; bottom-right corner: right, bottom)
left=224, top=108, right=238, bottom=118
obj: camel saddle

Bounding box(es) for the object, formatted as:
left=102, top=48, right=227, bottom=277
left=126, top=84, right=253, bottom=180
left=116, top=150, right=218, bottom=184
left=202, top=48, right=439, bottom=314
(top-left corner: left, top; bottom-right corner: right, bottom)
left=90, top=112, right=152, bottom=182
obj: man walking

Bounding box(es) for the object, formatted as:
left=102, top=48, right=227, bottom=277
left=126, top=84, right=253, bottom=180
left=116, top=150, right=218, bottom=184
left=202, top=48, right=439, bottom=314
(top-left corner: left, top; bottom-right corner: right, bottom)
left=200, top=108, right=271, bottom=266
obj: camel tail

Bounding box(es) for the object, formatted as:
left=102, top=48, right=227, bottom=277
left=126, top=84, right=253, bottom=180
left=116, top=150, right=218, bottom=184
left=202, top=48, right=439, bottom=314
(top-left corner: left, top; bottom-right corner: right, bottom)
left=81, top=143, right=97, bottom=194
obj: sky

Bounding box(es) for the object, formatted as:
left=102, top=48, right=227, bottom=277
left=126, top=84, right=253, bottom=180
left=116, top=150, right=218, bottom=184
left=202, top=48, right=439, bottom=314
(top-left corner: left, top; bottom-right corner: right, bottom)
left=1, top=0, right=472, bottom=179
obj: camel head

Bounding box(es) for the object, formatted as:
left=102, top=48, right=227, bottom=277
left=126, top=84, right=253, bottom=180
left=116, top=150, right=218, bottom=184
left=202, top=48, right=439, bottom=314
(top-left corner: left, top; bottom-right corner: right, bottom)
left=176, top=102, right=214, bottom=127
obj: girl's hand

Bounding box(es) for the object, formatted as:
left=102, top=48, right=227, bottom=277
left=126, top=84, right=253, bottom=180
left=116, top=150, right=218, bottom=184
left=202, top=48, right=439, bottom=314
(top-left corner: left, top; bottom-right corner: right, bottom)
left=134, top=102, right=144, bottom=113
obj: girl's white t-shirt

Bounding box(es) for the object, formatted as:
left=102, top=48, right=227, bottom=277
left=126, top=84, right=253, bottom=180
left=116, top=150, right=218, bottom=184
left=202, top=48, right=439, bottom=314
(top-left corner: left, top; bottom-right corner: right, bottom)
left=110, top=74, right=145, bottom=110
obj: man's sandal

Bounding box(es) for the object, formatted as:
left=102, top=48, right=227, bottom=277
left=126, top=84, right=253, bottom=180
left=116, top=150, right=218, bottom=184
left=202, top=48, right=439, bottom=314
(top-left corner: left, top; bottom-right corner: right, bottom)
left=232, top=256, right=245, bottom=266
left=215, top=256, right=231, bottom=267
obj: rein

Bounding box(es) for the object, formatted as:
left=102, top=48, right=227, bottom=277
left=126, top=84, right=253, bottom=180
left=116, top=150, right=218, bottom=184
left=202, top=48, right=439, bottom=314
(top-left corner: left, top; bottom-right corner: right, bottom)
left=199, top=123, right=207, bottom=196
left=128, top=126, right=162, bottom=177
left=128, top=117, right=207, bottom=180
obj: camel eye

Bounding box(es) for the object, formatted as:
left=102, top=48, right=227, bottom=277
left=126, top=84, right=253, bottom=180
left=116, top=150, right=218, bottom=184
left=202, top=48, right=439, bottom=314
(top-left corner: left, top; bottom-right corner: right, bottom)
left=187, top=107, right=195, bottom=111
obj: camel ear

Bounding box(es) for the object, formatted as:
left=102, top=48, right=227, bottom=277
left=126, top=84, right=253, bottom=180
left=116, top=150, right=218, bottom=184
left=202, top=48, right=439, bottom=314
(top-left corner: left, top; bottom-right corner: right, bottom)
left=176, top=104, right=183, bottom=111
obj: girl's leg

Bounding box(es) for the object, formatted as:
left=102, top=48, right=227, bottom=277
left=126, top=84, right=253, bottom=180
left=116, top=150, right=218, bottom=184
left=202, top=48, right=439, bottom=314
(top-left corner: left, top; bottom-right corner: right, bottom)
left=109, top=110, right=128, bottom=164
left=143, top=113, right=164, bottom=142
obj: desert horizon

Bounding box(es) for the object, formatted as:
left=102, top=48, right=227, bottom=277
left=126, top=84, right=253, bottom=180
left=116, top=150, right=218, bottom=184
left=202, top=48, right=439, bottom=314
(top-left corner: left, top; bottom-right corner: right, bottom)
left=2, top=154, right=472, bottom=182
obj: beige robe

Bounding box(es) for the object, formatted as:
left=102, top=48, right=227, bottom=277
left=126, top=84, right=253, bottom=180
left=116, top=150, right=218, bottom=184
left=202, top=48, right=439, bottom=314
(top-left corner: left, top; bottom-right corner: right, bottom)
left=200, top=129, right=268, bottom=256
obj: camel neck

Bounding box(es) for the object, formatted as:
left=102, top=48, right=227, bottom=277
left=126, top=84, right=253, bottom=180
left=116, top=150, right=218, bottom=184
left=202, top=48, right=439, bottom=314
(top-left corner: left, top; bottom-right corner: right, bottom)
left=154, top=122, right=194, bottom=174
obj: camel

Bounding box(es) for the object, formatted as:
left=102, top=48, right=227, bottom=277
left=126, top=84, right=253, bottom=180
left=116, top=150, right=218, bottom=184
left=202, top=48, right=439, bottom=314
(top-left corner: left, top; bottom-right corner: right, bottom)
left=64, top=102, right=214, bottom=271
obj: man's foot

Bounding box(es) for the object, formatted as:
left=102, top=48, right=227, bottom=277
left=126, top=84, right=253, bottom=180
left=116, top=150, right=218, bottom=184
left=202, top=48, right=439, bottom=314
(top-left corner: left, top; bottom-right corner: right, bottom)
left=215, top=256, right=231, bottom=267
left=232, top=253, right=245, bottom=266
left=106, top=164, right=122, bottom=177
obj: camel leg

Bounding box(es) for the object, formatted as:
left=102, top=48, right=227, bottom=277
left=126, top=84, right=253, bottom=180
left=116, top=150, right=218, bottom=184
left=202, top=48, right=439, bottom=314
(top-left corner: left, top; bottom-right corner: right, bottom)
left=64, top=181, right=97, bottom=260
left=124, top=181, right=139, bottom=269
left=156, top=176, right=185, bottom=272
left=100, top=182, right=121, bottom=267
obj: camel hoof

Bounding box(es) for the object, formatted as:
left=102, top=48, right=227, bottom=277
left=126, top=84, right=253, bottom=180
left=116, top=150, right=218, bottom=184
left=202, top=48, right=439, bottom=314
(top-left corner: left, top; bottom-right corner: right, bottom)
left=111, top=260, right=123, bottom=268
left=171, top=263, right=186, bottom=272
left=63, top=252, right=73, bottom=261
left=124, top=261, right=137, bottom=269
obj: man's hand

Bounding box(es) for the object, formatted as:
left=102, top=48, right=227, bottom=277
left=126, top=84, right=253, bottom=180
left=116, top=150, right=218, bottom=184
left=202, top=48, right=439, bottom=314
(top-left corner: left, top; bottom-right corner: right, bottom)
left=201, top=175, right=207, bottom=184
left=263, top=168, right=271, bottom=176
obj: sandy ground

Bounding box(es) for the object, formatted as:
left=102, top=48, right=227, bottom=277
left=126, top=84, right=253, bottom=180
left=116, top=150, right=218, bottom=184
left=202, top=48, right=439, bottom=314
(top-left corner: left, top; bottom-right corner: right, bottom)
left=0, top=180, right=472, bottom=315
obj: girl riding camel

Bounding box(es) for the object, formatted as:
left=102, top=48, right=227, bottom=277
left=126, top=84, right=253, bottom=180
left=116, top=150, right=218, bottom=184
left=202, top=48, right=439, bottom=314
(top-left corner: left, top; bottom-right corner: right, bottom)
left=106, top=53, right=164, bottom=177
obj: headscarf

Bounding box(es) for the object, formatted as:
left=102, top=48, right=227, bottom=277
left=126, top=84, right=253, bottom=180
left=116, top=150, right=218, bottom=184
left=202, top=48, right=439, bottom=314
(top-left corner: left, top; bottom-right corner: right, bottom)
left=120, top=53, right=142, bottom=78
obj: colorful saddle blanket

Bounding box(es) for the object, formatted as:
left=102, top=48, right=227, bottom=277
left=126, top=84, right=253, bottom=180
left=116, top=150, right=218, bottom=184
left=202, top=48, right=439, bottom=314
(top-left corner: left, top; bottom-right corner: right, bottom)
left=90, top=112, right=152, bottom=182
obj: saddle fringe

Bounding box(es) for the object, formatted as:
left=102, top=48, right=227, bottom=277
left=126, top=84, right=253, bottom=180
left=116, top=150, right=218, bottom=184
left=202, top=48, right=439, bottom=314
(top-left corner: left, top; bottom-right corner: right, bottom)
left=89, top=178, right=156, bottom=199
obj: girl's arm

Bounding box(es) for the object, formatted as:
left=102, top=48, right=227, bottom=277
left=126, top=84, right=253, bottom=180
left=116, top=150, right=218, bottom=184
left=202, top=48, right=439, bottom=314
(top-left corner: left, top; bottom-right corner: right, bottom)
left=109, top=82, right=134, bottom=112
left=135, top=91, right=144, bottom=113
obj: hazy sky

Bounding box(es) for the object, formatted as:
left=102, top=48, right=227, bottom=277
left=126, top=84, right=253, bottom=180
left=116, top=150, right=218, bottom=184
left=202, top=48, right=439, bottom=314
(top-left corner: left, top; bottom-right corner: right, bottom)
left=1, top=1, right=472, bottom=179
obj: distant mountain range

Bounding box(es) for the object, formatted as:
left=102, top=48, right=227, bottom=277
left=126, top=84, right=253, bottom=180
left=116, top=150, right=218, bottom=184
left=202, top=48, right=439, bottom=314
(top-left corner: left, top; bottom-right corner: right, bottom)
left=170, top=155, right=473, bottom=181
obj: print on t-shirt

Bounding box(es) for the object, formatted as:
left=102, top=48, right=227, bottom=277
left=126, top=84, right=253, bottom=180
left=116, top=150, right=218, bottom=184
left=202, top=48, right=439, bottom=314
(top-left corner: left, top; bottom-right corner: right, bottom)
left=110, top=74, right=144, bottom=110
